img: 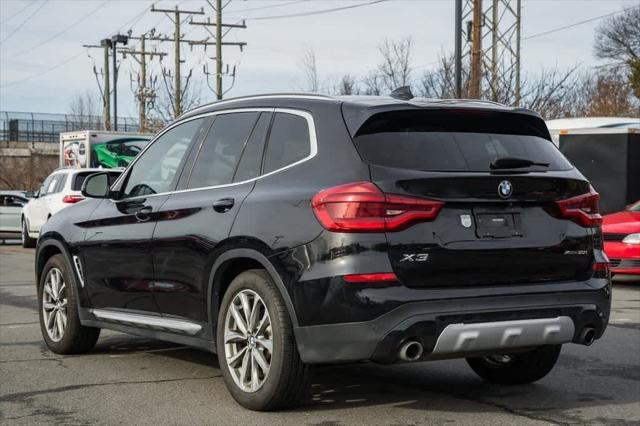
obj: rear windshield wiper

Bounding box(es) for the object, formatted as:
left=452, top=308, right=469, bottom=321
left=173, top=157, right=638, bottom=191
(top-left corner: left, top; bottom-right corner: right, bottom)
left=490, top=157, right=549, bottom=169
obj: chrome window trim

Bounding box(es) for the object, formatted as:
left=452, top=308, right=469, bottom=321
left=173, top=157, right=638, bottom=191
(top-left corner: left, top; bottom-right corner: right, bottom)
left=110, top=107, right=318, bottom=202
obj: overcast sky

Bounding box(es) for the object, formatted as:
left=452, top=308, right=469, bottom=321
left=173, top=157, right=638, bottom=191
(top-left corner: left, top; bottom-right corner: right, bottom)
left=0, top=0, right=637, bottom=116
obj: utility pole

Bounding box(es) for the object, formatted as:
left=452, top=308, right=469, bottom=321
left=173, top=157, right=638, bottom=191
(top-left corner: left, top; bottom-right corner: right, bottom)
left=150, top=5, right=204, bottom=117
left=514, top=0, right=521, bottom=106
left=102, top=40, right=111, bottom=130
left=122, top=32, right=167, bottom=133
left=110, top=34, right=129, bottom=131
left=458, top=0, right=522, bottom=104
left=84, top=40, right=112, bottom=130
left=469, top=0, right=482, bottom=99
left=454, top=0, right=462, bottom=98
left=189, top=0, right=247, bottom=100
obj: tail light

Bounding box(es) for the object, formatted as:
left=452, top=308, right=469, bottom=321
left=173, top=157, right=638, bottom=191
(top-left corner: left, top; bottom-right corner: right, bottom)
left=554, top=187, right=602, bottom=227
left=62, top=195, right=84, bottom=204
left=343, top=272, right=398, bottom=283
left=311, top=182, right=443, bottom=232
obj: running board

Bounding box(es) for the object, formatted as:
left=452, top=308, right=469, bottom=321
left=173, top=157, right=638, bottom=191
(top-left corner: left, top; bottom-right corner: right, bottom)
left=90, top=309, right=202, bottom=336
left=431, top=316, right=575, bottom=355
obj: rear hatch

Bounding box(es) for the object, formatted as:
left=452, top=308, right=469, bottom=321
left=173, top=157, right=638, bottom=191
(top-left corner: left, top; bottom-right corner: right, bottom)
left=351, top=108, right=598, bottom=287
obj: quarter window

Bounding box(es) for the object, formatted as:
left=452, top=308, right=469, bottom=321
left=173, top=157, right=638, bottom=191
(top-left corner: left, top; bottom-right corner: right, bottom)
left=263, top=113, right=311, bottom=174
left=188, top=112, right=260, bottom=189
left=121, top=118, right=205, bottom=198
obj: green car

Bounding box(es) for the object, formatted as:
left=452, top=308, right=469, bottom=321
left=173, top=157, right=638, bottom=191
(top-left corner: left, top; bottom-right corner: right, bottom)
left=91, top=139, right=149, bottom=168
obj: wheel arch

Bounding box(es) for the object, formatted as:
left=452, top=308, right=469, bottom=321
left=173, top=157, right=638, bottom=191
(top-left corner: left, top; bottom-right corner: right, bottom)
left=35, top=237, right=73, bottom=287
left=207, top=247, right=300, bottom=333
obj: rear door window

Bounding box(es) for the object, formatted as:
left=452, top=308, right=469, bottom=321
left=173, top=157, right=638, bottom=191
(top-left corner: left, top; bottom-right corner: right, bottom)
left=233, top=112, right=271, bottom=183
left=188, top=112, right=260, bottom=189
left=263, top=113, right=311, bottom=174
left=353, top=109, right=573, bottom=172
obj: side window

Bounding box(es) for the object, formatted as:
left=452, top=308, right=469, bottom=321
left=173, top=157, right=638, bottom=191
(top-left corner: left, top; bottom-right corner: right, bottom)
left=39, top=176, right=53, bottom=197
left=122, top=118, right=205, bottom=198
left=45, top=175, right=60, bottom=196
left=263, top=113, right=311, bottom=174
left=187, top=112, right=260, bottom=189
left=233, top=112, right=271, bottom=183
left=53, top=173, right=67, bottom=193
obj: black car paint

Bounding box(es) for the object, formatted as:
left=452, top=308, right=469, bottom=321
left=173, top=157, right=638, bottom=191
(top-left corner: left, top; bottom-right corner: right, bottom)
left=36, top=95, right=611, bottom=364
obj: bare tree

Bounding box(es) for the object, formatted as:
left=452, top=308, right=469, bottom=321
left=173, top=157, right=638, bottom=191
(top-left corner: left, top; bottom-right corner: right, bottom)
left=300, top=48, right=320, bottom=92
left=520, top=66, right=581, bottom=119
left=571, top=70, right=638, bottom=117
left=335, top=74, right=359, bottom=95
left=67, top=90, right=101, bottom=128
left=153, top=67, right=201, bottom=122
left=419, top=54, right=467, bottom=99
left=377, top=37, right=413, bottom=92
left=361, top=70, right=384, bottom=95
left=594, top=6, right=640, bottom=99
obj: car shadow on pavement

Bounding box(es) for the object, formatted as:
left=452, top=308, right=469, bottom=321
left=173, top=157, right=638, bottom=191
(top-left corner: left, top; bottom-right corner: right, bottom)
left=85, top=335, right=639, bottom=420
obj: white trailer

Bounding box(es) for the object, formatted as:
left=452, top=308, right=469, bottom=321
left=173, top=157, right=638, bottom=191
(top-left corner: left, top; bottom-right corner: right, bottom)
left=59, top=130, right=152, bottom=169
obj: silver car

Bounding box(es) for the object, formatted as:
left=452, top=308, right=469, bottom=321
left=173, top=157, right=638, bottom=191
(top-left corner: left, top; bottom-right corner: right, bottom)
left=0, top=191, right=31, bottom=242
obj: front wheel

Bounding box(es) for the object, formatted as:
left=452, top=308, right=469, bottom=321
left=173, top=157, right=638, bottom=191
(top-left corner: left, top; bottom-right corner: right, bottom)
left=217, top=269, right=310, bottom=411
left=466, top=345, right=562, bottom=385
left=21, top=219, right=36, bottom=248
left=38, top=254, right=100, bottom=354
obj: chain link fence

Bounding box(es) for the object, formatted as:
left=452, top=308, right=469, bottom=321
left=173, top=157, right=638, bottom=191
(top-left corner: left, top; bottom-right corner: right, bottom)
left=0, top=111, right=140, bottom=143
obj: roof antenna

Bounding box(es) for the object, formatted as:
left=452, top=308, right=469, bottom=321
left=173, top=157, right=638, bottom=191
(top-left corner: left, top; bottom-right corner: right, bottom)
left=390, top=86, right=414, bottom=100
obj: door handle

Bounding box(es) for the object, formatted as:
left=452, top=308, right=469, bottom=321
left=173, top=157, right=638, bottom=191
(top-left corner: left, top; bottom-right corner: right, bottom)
left=213, top=198, right=235, bottom=213
left=134, top=206, right=153, bottom=222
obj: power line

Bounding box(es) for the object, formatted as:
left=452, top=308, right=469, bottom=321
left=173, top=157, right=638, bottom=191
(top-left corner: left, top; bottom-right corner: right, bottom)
left=523, top=10, right=623, bottom=41
left=248, top=0, right=388, bottom=20
left=0, top=0, right=49, bottom=44
left=0, top=50, right=86, bottom=88
left=226, top=0, right=307, bottom=15
left=1, top=2, right=155, bottom=89
left=11, top=0, right=110, bottom=57
left=116, top=1, right=156, bottom=32
left=0, top=1, right=37, bottom=25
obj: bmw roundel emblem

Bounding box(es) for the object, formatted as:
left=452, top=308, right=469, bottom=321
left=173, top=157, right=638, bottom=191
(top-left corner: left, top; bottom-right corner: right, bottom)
left=498, top=180, right=513, bottom=198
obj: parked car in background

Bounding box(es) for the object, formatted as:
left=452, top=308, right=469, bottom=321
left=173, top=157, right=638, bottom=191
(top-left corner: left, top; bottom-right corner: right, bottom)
left=92, top=139, right=147, bottom=168
left=603, top=200, right=640, bottom=282
left=35, top=93, right=611, bottom=411
left=0, top=191, right=31, bottom=242
left=21, top=168, right=121, bottom=248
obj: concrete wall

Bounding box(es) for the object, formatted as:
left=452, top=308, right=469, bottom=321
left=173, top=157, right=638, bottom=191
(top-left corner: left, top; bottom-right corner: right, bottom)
left=0, top=141, right=59, bottom=191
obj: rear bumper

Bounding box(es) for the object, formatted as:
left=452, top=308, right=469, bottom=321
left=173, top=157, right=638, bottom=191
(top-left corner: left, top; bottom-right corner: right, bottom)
left=294, top=279, right=611, bottom=364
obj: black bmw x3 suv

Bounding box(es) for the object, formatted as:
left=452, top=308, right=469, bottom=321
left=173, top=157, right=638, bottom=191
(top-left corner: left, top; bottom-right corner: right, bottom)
left=36, top=93, right=611, bottom=410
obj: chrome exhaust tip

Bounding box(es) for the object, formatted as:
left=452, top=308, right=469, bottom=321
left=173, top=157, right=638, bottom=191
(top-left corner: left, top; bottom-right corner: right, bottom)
left=580, top=327, right=596, bottom=346
left=399, top=340, right=424, bottom=362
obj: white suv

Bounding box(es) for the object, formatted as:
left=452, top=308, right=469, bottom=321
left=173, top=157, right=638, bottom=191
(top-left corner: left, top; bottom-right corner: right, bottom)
left=21, top=168, right=121, bottom=247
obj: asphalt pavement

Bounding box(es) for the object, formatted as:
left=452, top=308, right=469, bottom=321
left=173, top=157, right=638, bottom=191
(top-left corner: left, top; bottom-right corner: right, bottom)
left=1, top=243, right=639, bottom=425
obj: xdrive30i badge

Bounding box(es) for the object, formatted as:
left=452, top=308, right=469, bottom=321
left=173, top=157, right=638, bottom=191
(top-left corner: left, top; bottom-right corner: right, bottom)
left=498, top=180, right=513, bottom=199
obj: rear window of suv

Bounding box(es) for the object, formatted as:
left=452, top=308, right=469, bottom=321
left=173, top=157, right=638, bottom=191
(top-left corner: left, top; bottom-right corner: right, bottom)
left=352, top=109, right=573, bottom=172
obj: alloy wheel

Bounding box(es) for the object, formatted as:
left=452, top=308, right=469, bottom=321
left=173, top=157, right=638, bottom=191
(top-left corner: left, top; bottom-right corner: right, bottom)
left=42, top=268, right=68, bottom=342
left=224, top=289, right=273, bottom=393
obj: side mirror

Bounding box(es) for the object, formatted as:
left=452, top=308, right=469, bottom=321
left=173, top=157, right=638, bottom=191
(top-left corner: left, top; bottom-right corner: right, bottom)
left=82, top=172, right=111, bottom=199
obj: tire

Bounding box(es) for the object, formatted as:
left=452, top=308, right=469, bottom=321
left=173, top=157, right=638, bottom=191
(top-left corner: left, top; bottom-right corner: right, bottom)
left=21, top=219, right=36, bottom=248
left=216, top=269, right=310, bottom=411
left=466, top=345, right=562, bottom=385
left=38, top=254, right=100, bottom=354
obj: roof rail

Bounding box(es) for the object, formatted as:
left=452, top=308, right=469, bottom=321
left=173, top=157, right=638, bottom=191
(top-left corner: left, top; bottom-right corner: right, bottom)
left=181, top=93, right=335, bottom=117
